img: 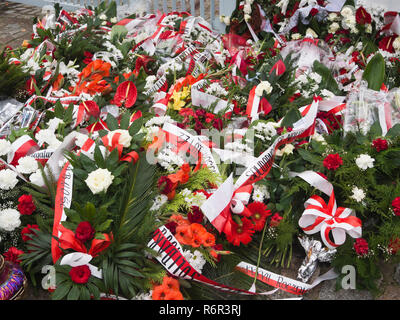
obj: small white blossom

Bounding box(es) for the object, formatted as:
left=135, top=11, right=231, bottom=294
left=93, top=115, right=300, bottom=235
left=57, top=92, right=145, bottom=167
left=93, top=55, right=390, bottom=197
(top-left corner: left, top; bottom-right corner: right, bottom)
left=0, top=139, right=11, bottom=156
left=350, top=186, right=366, bottom=202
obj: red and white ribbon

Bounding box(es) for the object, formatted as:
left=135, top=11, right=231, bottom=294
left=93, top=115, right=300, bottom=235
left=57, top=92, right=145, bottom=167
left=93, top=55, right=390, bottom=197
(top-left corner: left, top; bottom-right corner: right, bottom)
left=290, top=171, right=362, bottom=249
left=148, top=225, right=276, bottom=296
left=200, top=174, right=253, bottom=235
left=235, top=100, right=319, bottom=189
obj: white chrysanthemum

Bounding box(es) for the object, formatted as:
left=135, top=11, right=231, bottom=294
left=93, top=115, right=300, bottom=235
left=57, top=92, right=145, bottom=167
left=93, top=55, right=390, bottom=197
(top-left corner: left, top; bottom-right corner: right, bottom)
left=190, top=250, right=207, bottom=272
left=150, top=194, right=168, bottom=211
left=85, top=168, right=114, bottom=194
left=252, top=190, right=264, bottom=202
left=328, top=13, right=338, bottom=21
left=0, top=139, right=11, bottom=157
left=35, top=129, right=57, bottom=146
left=106, top=129, right=132, bottom=148
left=355, top=154, right=375, bottom=170
left=0, top=208, right=21, bottom=232
left=16, top=156, right=38, bottom=174
left=0, top=169, right=18, bottom=190
left=255, top=81, right=273, bottom=97
left=350, top=187, right=366, bottom=203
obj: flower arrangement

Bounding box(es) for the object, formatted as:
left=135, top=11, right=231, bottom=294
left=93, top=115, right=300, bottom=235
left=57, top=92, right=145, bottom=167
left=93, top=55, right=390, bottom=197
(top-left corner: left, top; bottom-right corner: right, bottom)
left=0, top=0, right=399, bottom=300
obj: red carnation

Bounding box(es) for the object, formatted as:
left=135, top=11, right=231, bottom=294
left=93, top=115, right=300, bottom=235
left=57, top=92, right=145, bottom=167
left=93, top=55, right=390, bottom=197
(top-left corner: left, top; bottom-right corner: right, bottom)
left=355, top=6, right=372, bottom=25
left=247, top=202, right=272, bottom=231
left=17, top=194, right=36, bottom=215
left=188, top=206, right=204, bottom=224
left=21, top=224, right=40, bottom=242
left=323, top=153, right=343, bottom=171
left=225, top=218, right=255, bottom=246
left=69, top=265, right=91, bottom=284
left=75, top=221, right=95, bottom=242
left=158, top=176, right=175, bottom=195
left=270, top=213, right=283, bottom=227
left=353, top=238, right=369, bottom=256
left=392, top=197, right=400, bottom=216
left=372, top=138, right=388, bottom=152
left=3, top=247, right=24, bottom=264
left=212, top=118, right=224, bottom=131
left=165, top=221, right=178, bottom=234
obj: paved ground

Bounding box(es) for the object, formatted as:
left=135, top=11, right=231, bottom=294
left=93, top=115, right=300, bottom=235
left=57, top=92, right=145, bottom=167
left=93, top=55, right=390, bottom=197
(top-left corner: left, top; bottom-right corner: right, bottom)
left=0, top=1, right=42, bottom=51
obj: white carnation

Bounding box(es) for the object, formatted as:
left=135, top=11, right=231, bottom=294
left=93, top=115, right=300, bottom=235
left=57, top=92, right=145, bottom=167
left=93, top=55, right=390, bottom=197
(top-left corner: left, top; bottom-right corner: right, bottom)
left=350, top=187, right=366, bottom=203
left=305, top=28, right=318, bottom=38
left=0, top=208, right=21, bottom=232
left=341, top=6, right=354, bottom=18
left=355, top=154, right=375, bottom=170
left=85, top=168, right=114, bottom=194
left=0, top=169, right=18, bottom=190
left=0, top=139, right=11, bottom=156
left=47, top=117, right=64, bottom=132
left=29, top=169, right=45, bottom=187
left=16, top=156, right=39, bottom=174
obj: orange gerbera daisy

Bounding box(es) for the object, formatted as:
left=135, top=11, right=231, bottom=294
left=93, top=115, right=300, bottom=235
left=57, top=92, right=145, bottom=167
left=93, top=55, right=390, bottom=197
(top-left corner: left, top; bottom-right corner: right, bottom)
left=162, top=276, right=180, bottom=291
left=202, top=232, right=216, bottom=247
left=175, top=224, right=193, bottom=245
left=80, top=59, right=111, bottom=81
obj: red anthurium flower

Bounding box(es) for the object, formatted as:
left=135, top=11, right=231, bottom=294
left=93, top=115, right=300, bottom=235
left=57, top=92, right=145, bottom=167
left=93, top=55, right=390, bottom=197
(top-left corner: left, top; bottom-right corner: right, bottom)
left=80, top=100, right=100, bottom=119
left=270, top=59, right=286, bottom=76
left=26, top=77, right=37, bottom=95
left=379, top=35, right=397, bottom=53
left=114, top=81, right=137, bottom=108
left=355, top=6, right=372, bottom=25
left=135, top=55, right=155, bottom=74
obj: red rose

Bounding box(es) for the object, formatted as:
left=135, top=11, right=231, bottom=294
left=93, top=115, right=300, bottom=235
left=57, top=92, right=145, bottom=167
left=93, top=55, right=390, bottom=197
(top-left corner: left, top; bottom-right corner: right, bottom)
left=75, top=221, right=95, bottom=242
left=323, top=153, right=343, bottom=170
left=69, top=265, right=91, bottom=284
left=355, top=6, right=371, bottom=25
left=17, top=194, right=36, bottom=215
left=310, top=8, right=319, bottom=17
left=3, top=247, right=24, bottom=264
left=392, top=197, right=400, bottom=216
left=353, top=238, right=369, bottom=256
left=372, top=138, right=388, bottom=152
left=21, top=224, right=39, bottom=242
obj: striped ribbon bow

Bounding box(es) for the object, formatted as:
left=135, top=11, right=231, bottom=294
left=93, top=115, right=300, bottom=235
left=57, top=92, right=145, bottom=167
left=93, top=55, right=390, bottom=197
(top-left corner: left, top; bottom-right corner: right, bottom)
left=201, top=174, right=253, bottom=236
left=299, top=191, right=362, bottom=249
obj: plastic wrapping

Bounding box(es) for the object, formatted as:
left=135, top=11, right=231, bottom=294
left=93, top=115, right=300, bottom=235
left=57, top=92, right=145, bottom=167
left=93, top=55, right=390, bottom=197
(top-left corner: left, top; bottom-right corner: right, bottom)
left=280, top=38, right=335, bottom=76
left=344, top=82, right=400, bottom=136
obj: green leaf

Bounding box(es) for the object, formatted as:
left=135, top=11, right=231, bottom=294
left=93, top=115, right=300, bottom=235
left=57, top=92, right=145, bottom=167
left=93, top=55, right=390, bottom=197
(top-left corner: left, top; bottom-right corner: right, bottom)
left=362, top=53, right=385, bottom=91
left=96, top=219, right=113, bottom=232
left=128, top=117, right=143, bottom=136
left=67, top=285, right=81, bottom=300
left=111, top=25, right=128, bottom=43
left=297, top=148, right=322, bottom=165
left=106, top=113, right=119, bottom=131
left=313, top=60, right=340, bottom=95
left=280, top=108, right=301, bottom=128
left=52, top=282, right=72, bottom=300
left=386, top=123, right=400, bottom=139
